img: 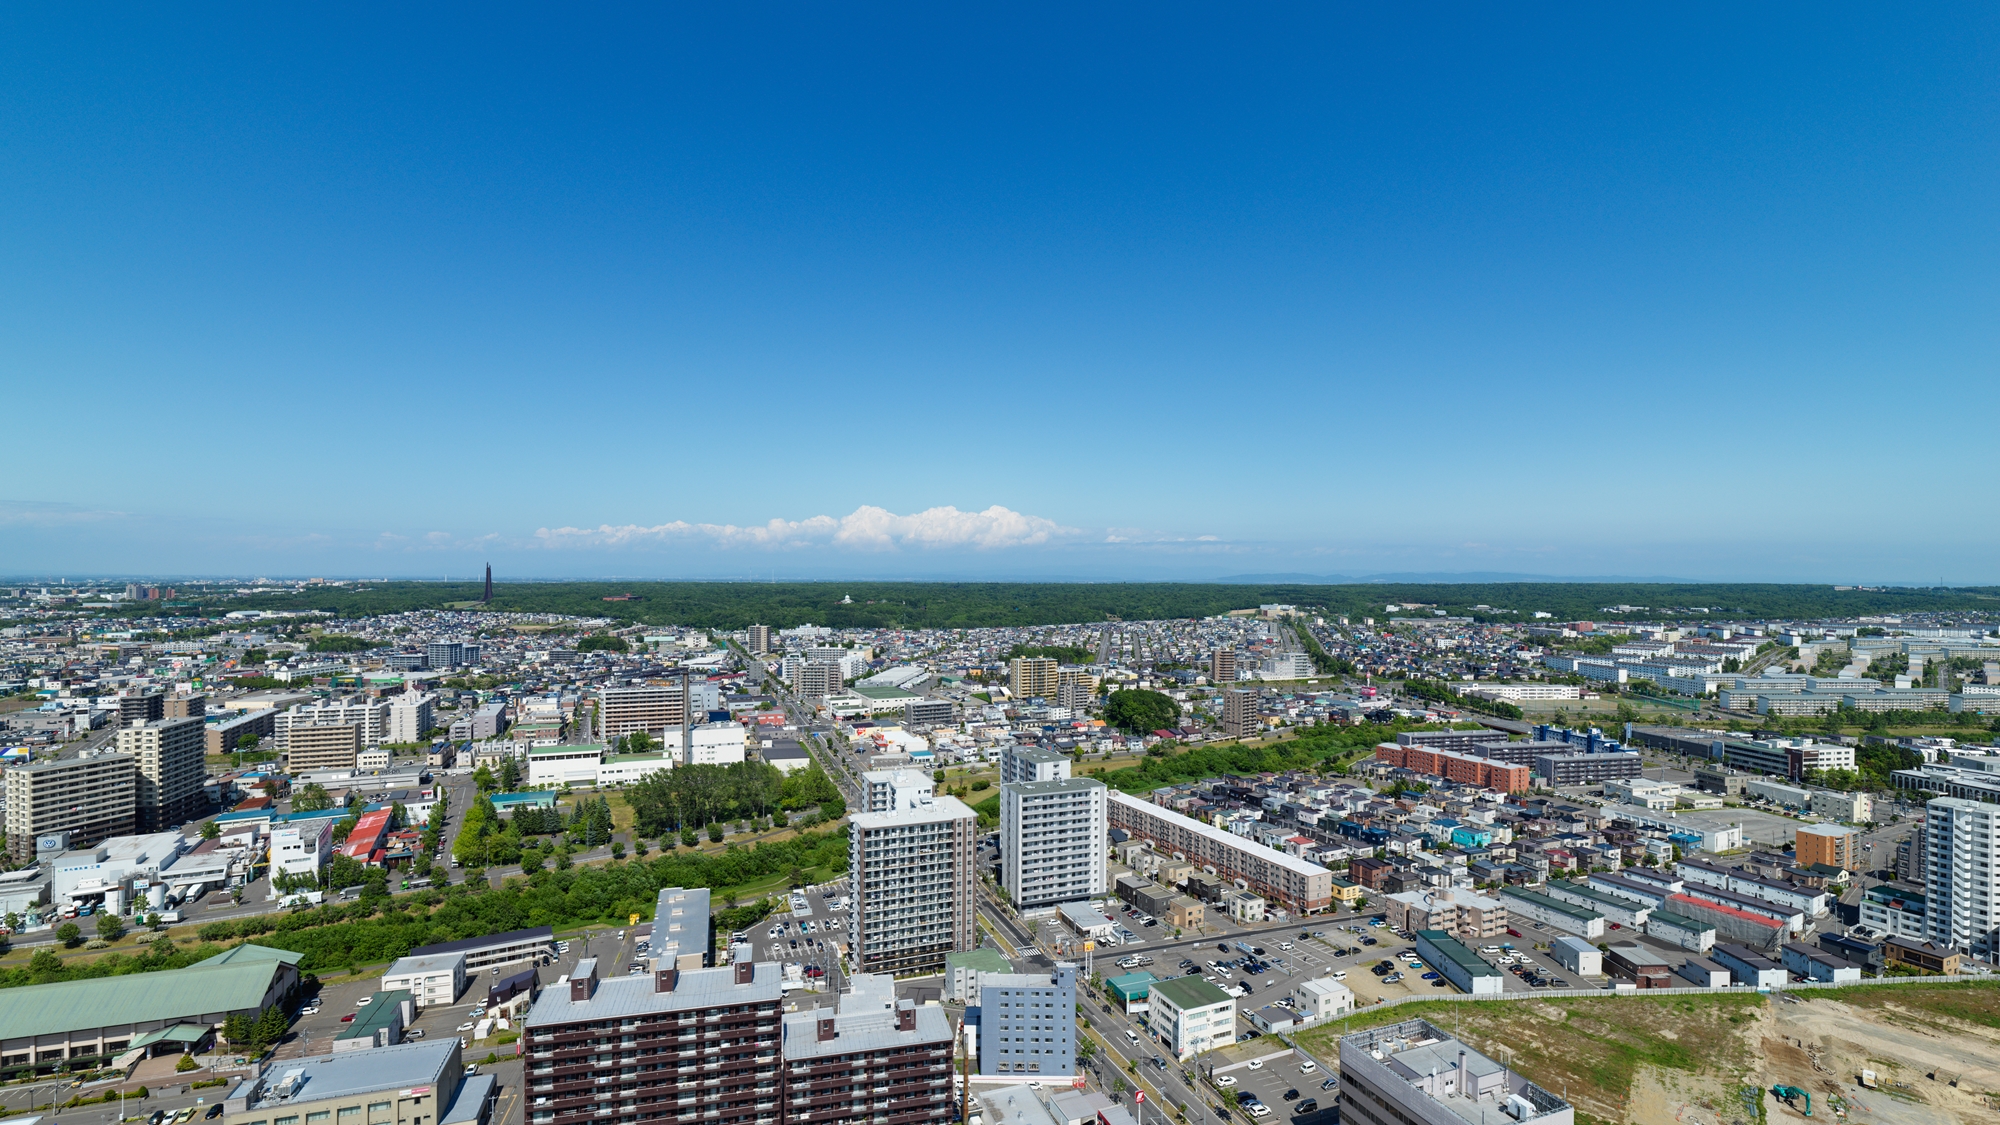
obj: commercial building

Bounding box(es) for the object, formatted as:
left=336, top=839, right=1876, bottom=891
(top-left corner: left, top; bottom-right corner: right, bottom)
left=1010, top=657, right=1059, bottom=701
left=3, top=750, right=137, bottom=863
left=1147, top=975, right=1236, bottom=1061
left=848, top=795, right=979, bottom=975
left=687, top=721, right=748, bottom=766
left=1603, top=944, right=1672, bottom=988
left=270, top=821, right=333, bottom=883
left=1794, top=823, right=1860, bottom=871
left=905, top=699, right=954, bottom=725
left=381, top=952, right=467, bottom=1008
left=1106, top=791, right=1332, bottom=913
left=945, top=947, right=1013, bottom=1003
left=1532, top=752, right=1642, bottom=786
left=115, top=716, right=207, bottom=831
left=288, top=723, right=363, bottom=772
left=1810, top=788, right=1874, bottom=824
left=1549, top=935, right=1602, bottom=976
left=1415, top=931, right=1504, bottom=996
left=0, top=944, right=303, bottom=1078
left=1923, top=797, right=2000, bottom=958
left=1337, top=1018, right=1573, bottom=1125
left=599, top=683, right=688, bottom=741
left=1000, top=778, right=1107, bottom=909
left=408, top=926, right=556, bottom=974
left=975, top=963, right=1079, bottom=1076
left=220, top=1037, right=491, bottom=1125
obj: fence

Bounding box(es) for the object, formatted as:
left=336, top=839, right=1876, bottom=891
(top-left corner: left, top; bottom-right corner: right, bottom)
left=1322, top=970, right=1994, bottom=1019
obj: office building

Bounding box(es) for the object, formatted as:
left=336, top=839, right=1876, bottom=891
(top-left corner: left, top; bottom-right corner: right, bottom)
left=599, top=683, right=688, bottom=741
left=288, top=723, right=362, bottom=772
left=1000, top=778, right=1107, bottom=909
left=1210, top=649, right=1237, bottom=685
left=3, top=751, right=138, bottom=863
left=1148, top=976, right=1235, bottom=1061
left=1338, top=1018, right=1574, bottom=1125
left=1924, top=797, right=2000, bottom=958
left=848, top=795, right=979, bottom=975
left=386, top=692, right=436, bottom=744
left=688, top=721, right=749, bottom=766
left=271, top=821, right=333, bottom=883
left=1010, top=657, right=1058, bottom=701
left=220, top=1039, right=488, bottom=1125
left=976, top=963, right=1079, bottom=1076
left=863, top=769, right=935, bottom=813
left=1107, top=791, right=1332, bottom=912
left=381, top=952, right=467, bottom=1008
left=1794, top=823, right=1860, bottom=871
left=115, top=716, right=207, bottom=831
left=746, top=624, right=773, bottom=654
left=1001, top=744, right=1071, bottom=785
left=1220, top=689, right=1258, bottom=737
left=905, top=698, right=954, bottom=725
left=782, top=973, right=955, bottom=1125
left=523, top=958, right=783, bottom=1125
left=279, top=696, right=390, bottom=749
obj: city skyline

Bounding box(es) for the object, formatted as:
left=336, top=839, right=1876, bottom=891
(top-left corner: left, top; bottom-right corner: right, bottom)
left=5, top=7, right=1996, bottom=580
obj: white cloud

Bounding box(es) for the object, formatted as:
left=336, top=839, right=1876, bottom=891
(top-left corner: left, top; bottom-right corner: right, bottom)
left=534, top=505, right=1074, bottom=552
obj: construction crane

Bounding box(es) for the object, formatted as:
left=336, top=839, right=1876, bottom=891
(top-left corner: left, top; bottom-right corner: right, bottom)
left=1771, top=1085, right=1812, bottom=1117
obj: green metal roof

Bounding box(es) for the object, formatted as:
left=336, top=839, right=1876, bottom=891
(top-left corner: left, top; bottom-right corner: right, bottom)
left=337, top=989, right=414, bottom=1041
left=945, top=948, right=1011, bottom=974
left=1500, top=886, right=1601, bottom=923
left=196, top=943, right=305, bottom=969
left=1148, top=974, right=1234, bottom=1011
left=129, top=1023, right=211, bottom=1050
left=1415, top=930, right=1500, bottom=978
left=1105, top=972, right=1157, bottom=999
left=0, top=951, right=295, bottom=1040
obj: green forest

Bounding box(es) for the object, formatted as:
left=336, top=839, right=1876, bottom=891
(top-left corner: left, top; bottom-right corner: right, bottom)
left=137, top=579, right=2000, bottom=630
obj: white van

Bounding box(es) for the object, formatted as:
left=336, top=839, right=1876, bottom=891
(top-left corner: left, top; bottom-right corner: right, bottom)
left=1299, top=1060, right=1317, bottom=1074
left=1124, top=1029, right=1140, bottom=1045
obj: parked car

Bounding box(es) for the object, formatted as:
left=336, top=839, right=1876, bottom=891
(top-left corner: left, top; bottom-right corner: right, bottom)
left=1215, top=1076, right=1238, bottom=1089
left=1293, top=1101, right=1318, bottom=1116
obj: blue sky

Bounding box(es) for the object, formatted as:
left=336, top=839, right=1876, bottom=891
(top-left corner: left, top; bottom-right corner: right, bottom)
left=4, top=5, right=1996, bottom=582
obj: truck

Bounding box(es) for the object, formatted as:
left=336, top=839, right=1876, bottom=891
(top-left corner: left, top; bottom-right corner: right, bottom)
left=158, top=910, right=183, bottom=924
left=1235, top=942, right=1256, bottom=956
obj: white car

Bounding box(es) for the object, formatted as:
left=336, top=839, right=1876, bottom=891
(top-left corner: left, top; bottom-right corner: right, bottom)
left=1331, top=971, right=1347, bottom=980
left=1215, top=1076, right=1238, bottom=1089
left=457, top=1022, right=475, bottom=1032
left=1247, top=1105, right=1271, bottom=1118
left=1279, top=942, right=1294, bottom=951
left=1247, top=1059, right=1264, bottom=1071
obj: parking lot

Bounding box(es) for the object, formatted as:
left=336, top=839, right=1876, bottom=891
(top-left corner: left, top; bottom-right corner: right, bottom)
left=1208, top=1047, right=1334, bottom=1125
left=747, top=882, right=849, bottom=992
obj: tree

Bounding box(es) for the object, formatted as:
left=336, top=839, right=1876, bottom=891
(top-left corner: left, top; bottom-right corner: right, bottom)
left=1103, top=689, right=1179, bottom=735
left=96, top=913, right=125, bottom=942
left=200, top=819, right=221, bottom=840
left=175, top=1054, right=198, bottom=1073
left=498, top=757, right=521, bottom=791
left=293, top=783, right=334, bottom=813
left=707, top=822, right=725, bottom=843
left=577, top=633, right=629, bottom=653
left=57, top=921, right=82, bottom=948
left=253, top=1004, right=288, bottom=1048
left=235, top=732, right=259, bottom=752
left=473, top=764, right=497, bottom=792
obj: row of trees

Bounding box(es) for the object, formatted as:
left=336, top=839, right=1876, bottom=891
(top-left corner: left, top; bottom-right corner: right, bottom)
left=625, top=761, right=844, bottom=838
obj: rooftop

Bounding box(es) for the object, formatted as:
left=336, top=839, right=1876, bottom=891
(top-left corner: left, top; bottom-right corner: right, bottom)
left=523, top=961, right=782, bottom=1029
left=241, top=1040, right=455, bottom=1110
left=1149, top=974, right=1234, bottom=1011
left=1416, top=931, right=1501, bottom=979
left=409, top=926, right=553, bottom=959
left=0, top=945, right=298, bottom=1040
left=1107, top=791, right=1331, bottom=879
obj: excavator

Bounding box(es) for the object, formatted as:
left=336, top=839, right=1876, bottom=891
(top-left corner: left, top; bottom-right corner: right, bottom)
left=1771, top=1085, right=1812, bottom=1117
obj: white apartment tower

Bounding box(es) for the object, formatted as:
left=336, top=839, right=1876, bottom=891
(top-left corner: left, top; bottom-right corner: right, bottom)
left=862, top=769, right=935, bottom=812
left=278, top=695, right=390, bottom=748
left=848, top=794, right=978, bottom=975
left=1000, top=777, right=1107, bottom=909
left=386, top=692, right=436, bottom=744
left=1924, top=797, right=2000, bottom=958
left=1000, top=744, right=1072, bottom=785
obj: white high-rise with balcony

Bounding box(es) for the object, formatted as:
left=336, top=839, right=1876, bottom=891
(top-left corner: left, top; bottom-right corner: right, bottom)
left=1000, top=777, right=1107, bottom=909
left=1924, top=797, right=2000, bottom=958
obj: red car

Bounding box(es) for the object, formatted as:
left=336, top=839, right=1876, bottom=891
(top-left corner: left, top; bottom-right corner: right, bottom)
left=340, top=1014, right=355, bottom=1022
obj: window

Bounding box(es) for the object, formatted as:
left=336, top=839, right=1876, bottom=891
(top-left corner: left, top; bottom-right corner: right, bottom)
left=338, top=1108, right=362, bottom=1121
left=308, top=1114, right=331, bottom=1125
left=276, top=1117, right=299, bottom=1125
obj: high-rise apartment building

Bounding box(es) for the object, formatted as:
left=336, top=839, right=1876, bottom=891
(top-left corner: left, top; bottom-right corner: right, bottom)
left=522, top=957, right=784, bottom=1125
left=1000, top=745, right=1070, bottom=785
left=1000, top=778, right=1107, bottom=909
left=2, top=751, right=138, bottom=862
left=746, top=624, right=773, bottom=655
left=862, top=769, right=935, bottom=813
left=1009, top=657, right=1058, bottom=702
left=781, top=974, right=956, bottom=1125
left=1221, top=688, right=1258, bottom=737
left=793, top=661, right=843, bottom=699
left=848, top=795, right=978, bottom=975
left=288, top=724, right=363, bottom=772
left=163, top=694, right=206, bottom=719
left=386, top=692, right=437, bottom=744
left=425, top=641, right=481, bottom=670
left=1211, top=649, right=1238, bottom=685
left=119, top=690, right=165, bottom=726
left=278, top=696, right=389, bottom=748
left=975, top=963, right=1078, bottom=1077
left=115, top=716, right=207, bottom=830
left=1924, top=797, right=2000, bottom=958
left=600, top=683, right=688, bottom=741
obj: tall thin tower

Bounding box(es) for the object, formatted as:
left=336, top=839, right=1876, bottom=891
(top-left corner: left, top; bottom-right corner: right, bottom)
left=482, top=563, right=493, bottom=603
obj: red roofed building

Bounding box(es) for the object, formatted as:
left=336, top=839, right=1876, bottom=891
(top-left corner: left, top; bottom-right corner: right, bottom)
left=340, top=809, right=394, bottom=865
